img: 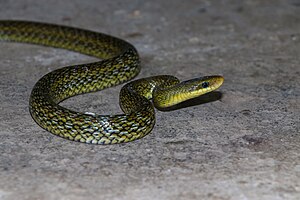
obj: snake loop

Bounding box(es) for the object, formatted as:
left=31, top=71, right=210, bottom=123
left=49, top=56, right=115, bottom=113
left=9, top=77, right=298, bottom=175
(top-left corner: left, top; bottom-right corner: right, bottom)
left=0, top=20, right=224, bottom=144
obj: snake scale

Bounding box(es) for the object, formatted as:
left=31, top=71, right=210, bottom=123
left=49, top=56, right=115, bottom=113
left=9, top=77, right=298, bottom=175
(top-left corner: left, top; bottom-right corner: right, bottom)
left=0, top=20, right=224, bottom=144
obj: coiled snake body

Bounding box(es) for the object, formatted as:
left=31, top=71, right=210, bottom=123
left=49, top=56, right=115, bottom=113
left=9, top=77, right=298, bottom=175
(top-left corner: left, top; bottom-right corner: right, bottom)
left=0, top=20, right=224, bottom=144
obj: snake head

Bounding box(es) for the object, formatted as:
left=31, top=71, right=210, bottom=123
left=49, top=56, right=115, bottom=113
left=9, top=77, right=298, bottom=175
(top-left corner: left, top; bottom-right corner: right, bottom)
left=153, top=75, right=224, bottom=109
left=185, top=75, right=224, bottom=94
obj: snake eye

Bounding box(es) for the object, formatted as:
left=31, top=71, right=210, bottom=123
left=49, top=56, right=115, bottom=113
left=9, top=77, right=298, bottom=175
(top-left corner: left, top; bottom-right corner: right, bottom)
left=202, top=81, right=209, bottom=88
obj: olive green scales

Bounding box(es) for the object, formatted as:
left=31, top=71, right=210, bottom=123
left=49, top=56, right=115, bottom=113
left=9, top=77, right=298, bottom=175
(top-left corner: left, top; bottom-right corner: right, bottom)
left=0, top=20, right=224, bottom=144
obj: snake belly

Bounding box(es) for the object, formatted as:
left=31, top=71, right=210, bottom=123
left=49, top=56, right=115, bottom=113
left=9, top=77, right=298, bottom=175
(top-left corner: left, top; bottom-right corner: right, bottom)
left=0, top=20, right=224, bottom=145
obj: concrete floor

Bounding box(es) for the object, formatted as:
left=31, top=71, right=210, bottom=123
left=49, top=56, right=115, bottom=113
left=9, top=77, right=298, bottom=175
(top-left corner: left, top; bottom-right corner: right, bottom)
left=0, top=0, right=299, bottom=199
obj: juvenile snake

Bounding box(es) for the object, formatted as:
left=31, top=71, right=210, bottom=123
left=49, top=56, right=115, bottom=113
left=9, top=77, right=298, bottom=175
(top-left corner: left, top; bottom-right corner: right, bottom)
left=0, top=20, right=224, bottom=144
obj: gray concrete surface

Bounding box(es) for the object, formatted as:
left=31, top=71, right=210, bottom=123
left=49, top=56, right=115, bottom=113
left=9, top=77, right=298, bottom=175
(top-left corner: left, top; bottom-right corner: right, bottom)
left=0, top=0, right=299, bottom=199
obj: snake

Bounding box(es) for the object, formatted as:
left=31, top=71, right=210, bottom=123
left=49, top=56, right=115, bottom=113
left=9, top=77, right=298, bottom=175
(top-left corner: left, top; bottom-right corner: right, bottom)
left=0, top=20, right=224, bottom=144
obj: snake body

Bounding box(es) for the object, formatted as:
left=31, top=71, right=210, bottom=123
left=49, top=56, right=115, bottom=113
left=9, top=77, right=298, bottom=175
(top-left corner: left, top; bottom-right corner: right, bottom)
left=0, top=20, right=224, bottom=144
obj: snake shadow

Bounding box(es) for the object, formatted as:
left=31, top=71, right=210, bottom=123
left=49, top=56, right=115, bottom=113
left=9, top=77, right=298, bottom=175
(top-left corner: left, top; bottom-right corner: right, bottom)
left=157, top=91, right=223, bottom=112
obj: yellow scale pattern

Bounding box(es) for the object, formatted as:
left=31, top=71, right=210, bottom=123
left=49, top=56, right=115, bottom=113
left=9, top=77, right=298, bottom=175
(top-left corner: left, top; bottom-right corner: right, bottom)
left=0, top=20, right=224, bottom=144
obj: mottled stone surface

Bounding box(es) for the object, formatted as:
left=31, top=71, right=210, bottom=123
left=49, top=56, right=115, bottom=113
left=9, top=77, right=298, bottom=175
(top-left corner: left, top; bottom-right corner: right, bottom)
left=0, top=0, right=299, bottom=199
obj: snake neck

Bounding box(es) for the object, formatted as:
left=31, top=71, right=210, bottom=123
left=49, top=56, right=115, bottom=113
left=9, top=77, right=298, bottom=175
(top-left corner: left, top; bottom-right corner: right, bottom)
left=119, top=75, right=180, bottom=114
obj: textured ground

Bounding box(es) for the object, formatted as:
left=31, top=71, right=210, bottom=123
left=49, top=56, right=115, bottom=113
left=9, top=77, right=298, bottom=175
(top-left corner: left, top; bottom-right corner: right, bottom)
left=0, top=0, right=299, bottom=200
